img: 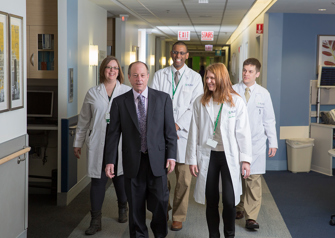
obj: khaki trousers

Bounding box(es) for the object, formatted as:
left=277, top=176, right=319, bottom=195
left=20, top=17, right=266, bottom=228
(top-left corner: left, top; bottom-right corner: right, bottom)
left=236, top=174, right=262, bottom=221
left=167, top=162, right=192, bottom=222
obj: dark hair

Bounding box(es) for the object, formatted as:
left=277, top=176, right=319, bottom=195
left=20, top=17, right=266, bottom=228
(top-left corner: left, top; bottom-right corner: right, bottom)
left=99, top=56, right=124, bottom=84
left=243, top=58, right=261, bottom=72
left=128, top=61, right=149, bottom=75
left=201, top=63, right=238, bottom=107
left=172, top=41, right=188, bottom=52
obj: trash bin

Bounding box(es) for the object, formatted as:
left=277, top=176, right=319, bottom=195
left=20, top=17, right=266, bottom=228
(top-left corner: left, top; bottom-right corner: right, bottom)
left=286, top=138, right=314, bottom=173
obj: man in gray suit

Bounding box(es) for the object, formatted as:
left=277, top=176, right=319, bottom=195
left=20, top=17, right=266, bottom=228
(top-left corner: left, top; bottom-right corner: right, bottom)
left=105, top=61, right=177, bottom=238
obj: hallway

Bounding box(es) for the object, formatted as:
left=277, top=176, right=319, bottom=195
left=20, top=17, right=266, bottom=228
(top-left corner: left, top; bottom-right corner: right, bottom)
left=28, top=172, right=291, bottom=238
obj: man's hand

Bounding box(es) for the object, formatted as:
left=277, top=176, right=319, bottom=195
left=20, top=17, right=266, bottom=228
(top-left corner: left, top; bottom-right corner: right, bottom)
left=175, top=123, right=180, bottom=139
left=166, top=159, right=176, bottom=174
left=189, top=165, right=199, bottom=177
left=268, top=148, right=277, bottom=158
left=105, top=164, right=115, bottom=179
left=241, top=162, right=250, bottom=179
left=74, top=147, right=81, bottom=159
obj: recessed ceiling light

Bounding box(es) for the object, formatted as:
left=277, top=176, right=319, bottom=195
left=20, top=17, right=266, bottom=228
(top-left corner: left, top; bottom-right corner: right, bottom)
left=319, top=9, right=327, bottom=11
left=199, top=0, right=209, bottom=3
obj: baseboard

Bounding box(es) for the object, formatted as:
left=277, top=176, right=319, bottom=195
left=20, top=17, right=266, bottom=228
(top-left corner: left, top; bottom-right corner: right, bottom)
left=57, top=175, right=90, bottom=206
left=17, top=229, right=27, bottom=238
left=311, top=164, right=333, bottom=176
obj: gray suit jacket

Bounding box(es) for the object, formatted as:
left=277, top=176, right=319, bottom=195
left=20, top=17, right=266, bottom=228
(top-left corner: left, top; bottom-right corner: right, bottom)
left=104, top=87, right=177, bottom=178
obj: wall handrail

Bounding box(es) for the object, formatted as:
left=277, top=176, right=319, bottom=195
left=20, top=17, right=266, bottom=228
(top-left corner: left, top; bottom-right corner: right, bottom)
left=0, top=146, right=31, bottom=166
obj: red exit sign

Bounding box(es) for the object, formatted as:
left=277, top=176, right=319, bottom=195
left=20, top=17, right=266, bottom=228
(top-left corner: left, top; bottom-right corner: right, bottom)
left=178, top=31, right=190, bottom=41
left=201, top=31, right=214, bottom=41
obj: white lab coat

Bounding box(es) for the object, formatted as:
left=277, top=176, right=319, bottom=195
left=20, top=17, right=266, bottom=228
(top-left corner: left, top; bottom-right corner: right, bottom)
left=152, top=65, right=204, bottom=163
left=233, top=82, right=278, bottom=174
left=73, top=81, right=131, bottom=178
left=185, top=95, right=253, bottom=205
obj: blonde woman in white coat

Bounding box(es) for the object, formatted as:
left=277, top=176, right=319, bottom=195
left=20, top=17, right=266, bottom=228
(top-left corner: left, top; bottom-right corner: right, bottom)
left=73, top=56, right=131, bottom=235
left=186, top=63, right=253, bottom=238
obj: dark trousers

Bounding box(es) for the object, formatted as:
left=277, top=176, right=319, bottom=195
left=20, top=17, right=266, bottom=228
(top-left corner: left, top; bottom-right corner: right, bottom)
left=91, top=164, right=127, bottom=211
left=205, top=151, right=235, bottom=238
left=125, top=152, right=169, bottom=238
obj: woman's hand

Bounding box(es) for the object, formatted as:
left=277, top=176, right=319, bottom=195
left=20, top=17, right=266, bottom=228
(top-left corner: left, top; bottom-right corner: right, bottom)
left=189, top=165, right=199, bottom=177
left=74, top=147, right=81, bottom=159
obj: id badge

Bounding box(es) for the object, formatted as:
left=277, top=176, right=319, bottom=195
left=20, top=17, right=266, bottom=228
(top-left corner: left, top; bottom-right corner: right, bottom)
left=106, top=112, right=110, bottom=124
left=206, top=138, right=218, bottom=148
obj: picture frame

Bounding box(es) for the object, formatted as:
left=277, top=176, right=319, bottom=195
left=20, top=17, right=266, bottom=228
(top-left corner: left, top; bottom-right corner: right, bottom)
left=9, top=14, right=23, bottom=110
left=0, top=11, right=9, bottom=113
left=317, top=35, right=335, bottom=68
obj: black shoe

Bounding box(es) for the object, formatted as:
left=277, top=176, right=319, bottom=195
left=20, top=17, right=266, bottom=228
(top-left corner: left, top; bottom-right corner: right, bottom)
left=85, top=210, right=102, bottom=235
left=118, top=202, right=128, bottom=223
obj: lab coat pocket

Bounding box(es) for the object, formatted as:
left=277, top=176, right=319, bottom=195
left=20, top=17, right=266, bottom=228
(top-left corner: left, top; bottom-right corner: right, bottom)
left=85, top=129, right=93, bottom=148
left=197, top=146, right=210, bottom=175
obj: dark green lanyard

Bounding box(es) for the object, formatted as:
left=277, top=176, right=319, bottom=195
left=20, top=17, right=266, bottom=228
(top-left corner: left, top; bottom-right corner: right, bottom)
left=213, top=103, right=223, bottom=136
left=171, top=70, right=185, bottom=99
left=108, top=85, right=116, bottom=101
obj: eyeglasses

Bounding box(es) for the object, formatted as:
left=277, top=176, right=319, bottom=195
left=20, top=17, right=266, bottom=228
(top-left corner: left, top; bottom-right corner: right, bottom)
left=105, top=66, right=119, bottom=70
left=172, top=51, right=188, bottom=56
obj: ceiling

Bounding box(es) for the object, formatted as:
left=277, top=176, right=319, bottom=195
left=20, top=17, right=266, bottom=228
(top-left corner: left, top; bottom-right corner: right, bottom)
left=90, top=0, right=335, bottom=47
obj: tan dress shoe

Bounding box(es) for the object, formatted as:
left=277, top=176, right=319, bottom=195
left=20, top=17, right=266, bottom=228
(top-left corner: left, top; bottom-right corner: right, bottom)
left=171, top=221, right=183, bottom=231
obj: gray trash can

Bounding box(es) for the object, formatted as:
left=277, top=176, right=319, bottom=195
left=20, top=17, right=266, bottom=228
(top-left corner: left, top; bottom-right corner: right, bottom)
left=286, top=138, right=314, bottom=173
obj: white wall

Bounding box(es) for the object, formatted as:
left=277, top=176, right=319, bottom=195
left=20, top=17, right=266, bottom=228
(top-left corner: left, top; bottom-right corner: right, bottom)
left=115, top=19, right=138, bottom=87
left=77, top=0, right=107, bottom=110
left=58, top=0, right=107, bottom=192
left=229, top=13, right=265, bottom=85
left=146, top=33, right=156, bottom=85
left=77, top=0, right=107, bottom=181
left=0, top=0, right=27, bottom=144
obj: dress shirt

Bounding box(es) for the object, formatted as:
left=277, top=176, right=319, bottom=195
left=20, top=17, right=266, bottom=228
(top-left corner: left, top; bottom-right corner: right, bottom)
left=242, top=83, right=256, bottom=96
left=132, top=87, right=175, bottom=161
left=171, top=64, right=186, bottom=78
left=133, top=87, right=148, bottom=116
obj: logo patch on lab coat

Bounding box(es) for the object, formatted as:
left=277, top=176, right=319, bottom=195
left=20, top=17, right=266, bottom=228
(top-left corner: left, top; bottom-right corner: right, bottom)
left=228, top=109, right=236, bottom=118
left=185, top=83, right=193, bottom=86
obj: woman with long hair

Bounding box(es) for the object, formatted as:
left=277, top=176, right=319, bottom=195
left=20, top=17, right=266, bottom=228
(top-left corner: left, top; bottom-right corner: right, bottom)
left=73, top=56, right=130, bottom=235
left=186, top=63, right=252, bottom=238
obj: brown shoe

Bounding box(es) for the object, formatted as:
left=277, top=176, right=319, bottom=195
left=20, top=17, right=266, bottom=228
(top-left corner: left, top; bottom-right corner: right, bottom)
left=235, top=211, right=244, bottom=219
left=246, top=219, right=259, bottom=229
left=171, top=221, right=183, bottom=231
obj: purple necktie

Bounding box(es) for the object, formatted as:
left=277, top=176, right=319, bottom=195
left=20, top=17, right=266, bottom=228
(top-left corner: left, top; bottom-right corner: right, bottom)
left=137, top=95, right=147, bottom=152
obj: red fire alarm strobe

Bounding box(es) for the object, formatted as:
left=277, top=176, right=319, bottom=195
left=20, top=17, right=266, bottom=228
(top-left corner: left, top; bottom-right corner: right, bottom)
left=256, top=24, right=263, bottom=34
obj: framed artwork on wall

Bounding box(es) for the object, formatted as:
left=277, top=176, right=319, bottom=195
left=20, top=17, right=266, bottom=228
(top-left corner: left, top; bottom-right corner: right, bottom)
left=0, top=12, right=9, bottom=113
left=9, top=14, right=23, bottom=110
left=317, top=35, right=335, bottom=67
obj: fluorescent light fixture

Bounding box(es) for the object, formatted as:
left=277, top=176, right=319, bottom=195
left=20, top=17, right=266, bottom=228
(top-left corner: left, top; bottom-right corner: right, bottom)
left=199, top=0, right=208, bottom=3
left=89, top=45, right=98, bottom=66
left=318, top=9, right=326, bottom=11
